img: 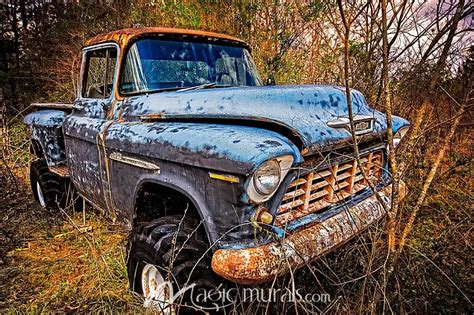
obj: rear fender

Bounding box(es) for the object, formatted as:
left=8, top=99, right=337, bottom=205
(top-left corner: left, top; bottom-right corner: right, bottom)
left=24, top=110, right=67, bottom=166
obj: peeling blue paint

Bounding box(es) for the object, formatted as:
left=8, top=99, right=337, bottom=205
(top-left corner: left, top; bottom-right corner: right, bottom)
left=105, top=121, right=302, bottom=175
left=24, top=85, right=409, bottom=248
left=24, top=109, right=66, bottom=127
left=24, top=110, right=67, bottom=166
left=122, top=85, right=408, bottom=154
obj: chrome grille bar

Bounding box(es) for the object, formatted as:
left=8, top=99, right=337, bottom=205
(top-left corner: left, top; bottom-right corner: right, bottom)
left=276, top=151, right=384, bottom=226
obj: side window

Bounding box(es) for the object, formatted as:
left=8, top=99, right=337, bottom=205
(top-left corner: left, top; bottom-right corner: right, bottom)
left=82, top=47, right=117, bottom=99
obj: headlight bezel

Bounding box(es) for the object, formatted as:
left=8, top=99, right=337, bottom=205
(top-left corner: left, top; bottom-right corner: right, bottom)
left=247, top=155, right=294, bottom=203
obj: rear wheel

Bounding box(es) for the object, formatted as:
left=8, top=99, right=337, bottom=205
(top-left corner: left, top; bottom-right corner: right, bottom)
left=127, top=214, right=222, bottom=313
left=30, top=159, right=66, bottom=210
left=30, top=159, right=81, bottom=211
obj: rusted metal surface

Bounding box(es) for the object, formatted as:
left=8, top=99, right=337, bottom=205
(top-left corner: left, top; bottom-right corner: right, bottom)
left=31, top=103, right=74, bottom=110
left=211, top=182, right=406, bottom=284
left=61, top=110, right=301, bottom=243
left=85, top=27, right=248, bottom=49
left=49, top=165, right=70, bottom=177
left=276, top=151, right=384, bottom=226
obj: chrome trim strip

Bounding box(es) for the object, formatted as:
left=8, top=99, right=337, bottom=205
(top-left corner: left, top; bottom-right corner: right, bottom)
left=327, top=115, right=375, bottom=135
left=110, top=152, right=161, bottom=173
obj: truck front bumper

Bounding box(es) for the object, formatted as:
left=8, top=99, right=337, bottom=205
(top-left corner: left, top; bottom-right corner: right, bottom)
left=211, top=182, right=405, bottom=284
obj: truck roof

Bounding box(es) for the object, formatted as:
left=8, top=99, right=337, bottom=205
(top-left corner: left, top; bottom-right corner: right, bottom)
left=85, top=27, right=248, bottom=49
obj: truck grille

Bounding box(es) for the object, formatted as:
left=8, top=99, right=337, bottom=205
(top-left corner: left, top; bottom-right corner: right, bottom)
left=276, top=151, right=384, bottom=226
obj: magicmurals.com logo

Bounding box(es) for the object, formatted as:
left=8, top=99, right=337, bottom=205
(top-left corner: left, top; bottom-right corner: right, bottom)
left=143, top=281, right=332, bottom=312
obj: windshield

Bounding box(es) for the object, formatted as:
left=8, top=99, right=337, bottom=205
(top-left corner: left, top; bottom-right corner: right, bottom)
left=120, top=38, right=262, bottom=94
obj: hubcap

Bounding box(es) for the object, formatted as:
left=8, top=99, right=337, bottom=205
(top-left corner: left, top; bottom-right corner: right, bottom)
left=36, top=182, right=46, bottom=208
left=141, top=263, right=170, bottom=312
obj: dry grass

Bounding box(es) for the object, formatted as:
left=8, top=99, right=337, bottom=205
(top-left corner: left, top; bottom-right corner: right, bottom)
left=0, top=133, right=143, bottom=312
left=0, top=122, right=472, bottom=313
left=6, top=215, right=131, bottom=312
left=0, top=176, right=145, bottom=312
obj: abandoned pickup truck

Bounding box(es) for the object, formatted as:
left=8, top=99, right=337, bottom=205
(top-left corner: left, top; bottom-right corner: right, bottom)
left=24, top=27, right=409, bottom=302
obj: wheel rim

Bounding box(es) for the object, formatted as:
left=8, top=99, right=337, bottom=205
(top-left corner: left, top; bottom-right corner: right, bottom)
left=36, top=182, right=46, bottom=208
left=141, top=263, right=170, bottom=312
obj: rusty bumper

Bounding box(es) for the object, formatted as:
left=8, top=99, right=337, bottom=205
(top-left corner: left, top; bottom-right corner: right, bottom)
left=211, top=182, right=405, bottom=284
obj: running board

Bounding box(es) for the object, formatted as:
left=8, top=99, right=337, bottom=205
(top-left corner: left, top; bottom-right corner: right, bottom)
left=49, top=165, right=70, bottom=178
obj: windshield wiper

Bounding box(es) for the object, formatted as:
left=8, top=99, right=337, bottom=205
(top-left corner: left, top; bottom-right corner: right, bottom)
left=176, top=82, right=218, bottom=92
left=130, top=83, right=232, bottom=95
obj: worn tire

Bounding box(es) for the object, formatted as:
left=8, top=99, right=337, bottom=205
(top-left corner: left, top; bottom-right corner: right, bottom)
left=127, top=214, right=223, bottom=313
left=30, top=159, right=66, bottom=210
left=30, top=159, right=82, bottom=211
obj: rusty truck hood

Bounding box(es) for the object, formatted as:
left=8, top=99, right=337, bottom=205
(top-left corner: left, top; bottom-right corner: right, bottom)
left=123, top=85, right=408, bottom=154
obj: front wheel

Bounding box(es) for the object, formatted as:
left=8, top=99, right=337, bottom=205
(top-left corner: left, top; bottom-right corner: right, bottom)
left=127, top=214, right=223, bottom=313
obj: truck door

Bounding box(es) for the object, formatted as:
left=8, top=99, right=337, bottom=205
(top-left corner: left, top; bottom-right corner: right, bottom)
left=63, top=43, right=119, bottom=210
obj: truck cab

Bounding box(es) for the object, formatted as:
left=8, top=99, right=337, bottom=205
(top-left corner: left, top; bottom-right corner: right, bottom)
left=24, top=27, right=409, bottom=309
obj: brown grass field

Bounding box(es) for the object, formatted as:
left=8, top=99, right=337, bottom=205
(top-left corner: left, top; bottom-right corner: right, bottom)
left=0, top=122, right=472, bottom=313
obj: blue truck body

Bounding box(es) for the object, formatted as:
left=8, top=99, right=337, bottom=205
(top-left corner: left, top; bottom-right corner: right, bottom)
left=24, top=27, right=409, bottom=285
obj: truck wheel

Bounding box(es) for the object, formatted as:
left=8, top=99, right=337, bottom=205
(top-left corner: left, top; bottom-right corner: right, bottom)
left=127, top=215, right=220, bottom=313
left=30, top=159, right=67, bottom=211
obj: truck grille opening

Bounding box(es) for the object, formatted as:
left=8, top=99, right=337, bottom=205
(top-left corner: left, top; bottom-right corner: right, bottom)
left=276, top=151, right=384, bottom=227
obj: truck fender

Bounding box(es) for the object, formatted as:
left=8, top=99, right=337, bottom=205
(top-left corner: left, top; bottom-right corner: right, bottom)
left=24, top=110, right=67, bottom=166
left=105, top=121, right=304, bottom=246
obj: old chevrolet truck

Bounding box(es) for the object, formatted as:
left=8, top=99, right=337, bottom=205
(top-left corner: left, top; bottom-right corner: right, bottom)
left=24, top=27, right=409, bottom=303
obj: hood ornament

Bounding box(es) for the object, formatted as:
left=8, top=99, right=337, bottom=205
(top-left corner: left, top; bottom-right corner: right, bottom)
left=327, top=115, right=375, bottom=135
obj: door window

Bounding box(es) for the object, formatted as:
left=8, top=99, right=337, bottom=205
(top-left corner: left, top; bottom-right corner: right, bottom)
left=82, top=47, right=117, bottom=99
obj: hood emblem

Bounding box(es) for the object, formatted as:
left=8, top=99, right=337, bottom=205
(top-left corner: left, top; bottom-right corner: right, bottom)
left=327, top=115, right=375, bottom=135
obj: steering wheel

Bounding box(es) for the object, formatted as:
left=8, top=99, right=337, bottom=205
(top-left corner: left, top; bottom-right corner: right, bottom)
left=87, top=83, right=104, bottom=98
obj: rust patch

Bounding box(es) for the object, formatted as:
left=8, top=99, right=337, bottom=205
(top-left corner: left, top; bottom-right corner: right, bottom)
left=31, top=103, right=74, bottom=110
left=211, top=182, right=406, bottom=284
left=85, top=27, right=247, bottom=48
left=49, top=165, right=70, bottom=178
left=140, top=112, right=167, bottom=120
left=276, top=151, right=384, bottom=226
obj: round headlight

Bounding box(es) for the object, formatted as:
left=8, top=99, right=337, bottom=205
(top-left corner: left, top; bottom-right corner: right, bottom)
left=253, top=159, right=281, bottom=195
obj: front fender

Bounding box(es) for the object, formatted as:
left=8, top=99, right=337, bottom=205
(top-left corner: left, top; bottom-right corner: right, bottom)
left=106, top=121, right=303, bottom=175
left=129, top=168, right=246, bottom=248
left=105, top=121, right=303, bottom=246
